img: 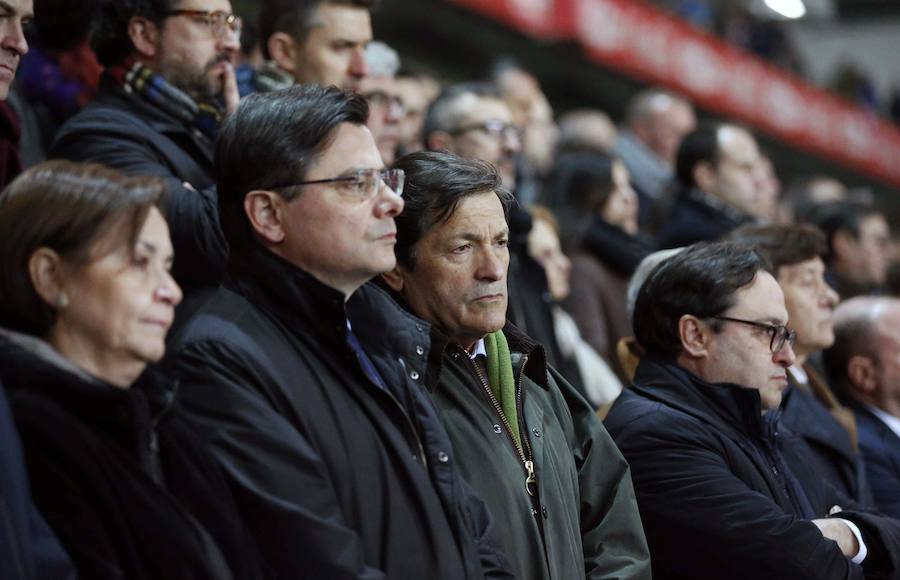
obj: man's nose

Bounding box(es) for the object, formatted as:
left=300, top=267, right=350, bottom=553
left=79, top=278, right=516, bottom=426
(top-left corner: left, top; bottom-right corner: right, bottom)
left=2, top=19, right=28, bottom=57
left=774, top=341, right=796, bottom=368
left=476, top=248, right=506, bottom=282
left=349, top=48, right=368, bottom=79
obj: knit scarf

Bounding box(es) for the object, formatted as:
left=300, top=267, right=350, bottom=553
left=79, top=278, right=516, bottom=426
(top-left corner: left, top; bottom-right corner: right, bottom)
left=111, top=62, right=224, bottom=141
left=484, top=330, right=521, bottom=450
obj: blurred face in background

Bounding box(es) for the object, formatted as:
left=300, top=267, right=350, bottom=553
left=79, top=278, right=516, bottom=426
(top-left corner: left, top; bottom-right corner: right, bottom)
left=601, top=160, right=639, bottom=236
left=528, top=216, right=571, bottom=301
left=359, top=75, right=403, bottom=165
left=445, top=95, right=521, bottom=189
left=776, top=256, right=838, bottom=360
left=0, top=0, right=31, bottom=99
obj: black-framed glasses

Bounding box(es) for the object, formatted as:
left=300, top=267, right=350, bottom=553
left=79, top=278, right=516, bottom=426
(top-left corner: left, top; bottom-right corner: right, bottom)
left=712, top=315, right=797, bottom=354
left=166, top=10, right=242, bottom=39
left=270, top=168, right=404, bottom=200
left=449, top=119, right=521, bottom=141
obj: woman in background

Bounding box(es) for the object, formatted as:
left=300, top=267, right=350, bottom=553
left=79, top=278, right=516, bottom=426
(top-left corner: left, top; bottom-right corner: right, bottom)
left=542, top=151, right=651, bottom=381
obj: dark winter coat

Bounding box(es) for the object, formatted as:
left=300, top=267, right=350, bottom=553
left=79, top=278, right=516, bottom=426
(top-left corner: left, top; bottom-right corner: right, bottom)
left=167, top=245, right=515, bottom=580
left=656, top=187, right=753, bottom=250
left=605, top=356, right=900, bottom=580
left=0, top=381, right=74, bottom=580
left=781, top=383, right=874, bottom=509
left=853, top=405, right=900, bottom=519
left=51, top=75, right=227, bottom=299
left=0, top=329, right=265, bottom=580
left=428, top=323, right=652, bottom=580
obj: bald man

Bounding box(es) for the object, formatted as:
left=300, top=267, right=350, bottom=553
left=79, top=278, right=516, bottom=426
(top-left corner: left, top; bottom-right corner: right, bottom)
left=826, top=297, right=900, bottom=519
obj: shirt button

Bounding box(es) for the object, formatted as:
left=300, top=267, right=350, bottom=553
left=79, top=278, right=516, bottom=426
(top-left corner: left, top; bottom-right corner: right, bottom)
left=410, top=370, right=420, bottom=380
left=415, top=323, right=425, bottom=332
left=492, top=424, right=502, bottom=434
left=533, top=428, right=542, bottom=438
left=415, top=345, right=424, bottom=356
left=437, top=451, right=449, bottom=463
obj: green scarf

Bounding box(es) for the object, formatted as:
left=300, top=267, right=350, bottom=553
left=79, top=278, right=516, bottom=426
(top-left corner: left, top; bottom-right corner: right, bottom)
left=484, top=330, right=521, bottom=450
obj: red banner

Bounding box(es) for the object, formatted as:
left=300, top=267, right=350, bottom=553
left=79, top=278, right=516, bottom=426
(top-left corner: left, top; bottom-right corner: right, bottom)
left=447, top=0, right=900, bottom=189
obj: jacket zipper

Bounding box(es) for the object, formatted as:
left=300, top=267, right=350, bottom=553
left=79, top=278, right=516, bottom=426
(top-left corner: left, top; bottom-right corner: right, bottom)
left=385, top=383, right=429, bottom=469
left=465, top=350, right=537, bottom=497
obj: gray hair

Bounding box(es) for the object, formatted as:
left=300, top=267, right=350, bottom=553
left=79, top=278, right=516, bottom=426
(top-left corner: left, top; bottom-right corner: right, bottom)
left=626, top=247, right=685, bottom=322
left=364, top=41, right=400, bottom=78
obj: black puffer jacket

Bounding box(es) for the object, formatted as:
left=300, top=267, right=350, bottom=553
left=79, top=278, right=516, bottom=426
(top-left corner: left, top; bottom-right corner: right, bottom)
left=167, top=245, right=515, bottom=580
left=0, top=329, right=266, bottom=580
left=605, top=356, right=900, bottom=580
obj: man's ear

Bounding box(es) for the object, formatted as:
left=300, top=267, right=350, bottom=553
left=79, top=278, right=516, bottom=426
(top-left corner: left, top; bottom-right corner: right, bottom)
left=128, top=16, right=161, bottom=60
left=267, top=32, right=298, bottom=76
left=693, top=161, right=718, bottom=195
left=679, top=314, right=710, bottom=359
left=847, top=355, right=877, bottom=394
left=28, top=248, right=68, bottom=308
left=244, top=190, right=286, bottom=244
left=426, top=131, right=453, bottom=153
left=380, top=267, right=405, bottom=293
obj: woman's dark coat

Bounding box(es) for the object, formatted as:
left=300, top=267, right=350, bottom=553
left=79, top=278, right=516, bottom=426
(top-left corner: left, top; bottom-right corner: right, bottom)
left=0, top=329, right=265, bottom=580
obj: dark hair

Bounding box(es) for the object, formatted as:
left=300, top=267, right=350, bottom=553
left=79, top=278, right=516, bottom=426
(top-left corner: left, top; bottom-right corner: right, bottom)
left=258, top=0, right=377, bottom=60
left=675, top=123, right=721, bottom=189
left=392, top=151, right=512, bottom=270
left=806, top=200, right=884, bottom=263
left=540, top=151, right=615, bottom=251
left=215, top=85, right=369, bottom=253
left=633, top=241, right=769, bottom=357
left=92, top=0, right=172, bottom=67
left=34, top=0, right=101, bottom=51
left=422, top=81, right=502, bottom=146
left=727, top=223, right=827, bottom=275
left=0, top=160, right=165, bottom=336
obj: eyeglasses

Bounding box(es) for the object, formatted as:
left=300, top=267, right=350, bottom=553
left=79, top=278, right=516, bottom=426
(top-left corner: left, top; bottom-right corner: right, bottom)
left=449, top=119, right=521, bottom=141
left=166, top=10, right=242, bottom=39
left=362, top=90, right=405, bottom=114
left=271, top=168, right=404, bottom=200
left=711, top=315, right=797, bottom=354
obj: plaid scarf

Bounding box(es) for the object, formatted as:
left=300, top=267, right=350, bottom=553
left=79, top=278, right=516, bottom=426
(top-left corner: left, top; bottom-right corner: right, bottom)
left=110, top=61, right=224, bottom=141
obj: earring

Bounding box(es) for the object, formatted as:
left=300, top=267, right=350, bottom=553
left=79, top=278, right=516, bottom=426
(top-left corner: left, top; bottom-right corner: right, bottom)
left=56, top=294, right=69, bottom=308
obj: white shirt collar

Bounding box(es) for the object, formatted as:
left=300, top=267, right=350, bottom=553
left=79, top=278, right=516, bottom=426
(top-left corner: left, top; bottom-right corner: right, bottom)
left=867, top=404, right=900, bottom=440
left=469, top=338, right=486, bottom=360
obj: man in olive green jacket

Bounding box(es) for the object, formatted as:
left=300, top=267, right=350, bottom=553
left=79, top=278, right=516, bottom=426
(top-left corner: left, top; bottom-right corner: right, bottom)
left=383, top=150, right=652, bottom=580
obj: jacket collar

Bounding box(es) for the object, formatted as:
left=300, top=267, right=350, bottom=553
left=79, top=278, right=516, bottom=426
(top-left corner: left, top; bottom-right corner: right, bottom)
left=0, top=327, right=176, bottom=433
left=632, top=355, right=773, bottom=439
left=425, top=321, right=550, bottom=392
left=226, top=244, right=430, bottom=357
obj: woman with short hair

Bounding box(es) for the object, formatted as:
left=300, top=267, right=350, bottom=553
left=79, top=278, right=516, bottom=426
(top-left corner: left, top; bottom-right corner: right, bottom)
left=0, top=160, right=265, bottom=580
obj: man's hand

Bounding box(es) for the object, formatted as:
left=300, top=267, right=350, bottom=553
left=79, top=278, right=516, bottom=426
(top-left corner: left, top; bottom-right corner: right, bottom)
left=812, top=518, right=860, bottom=558
left=221, top=62, right=239, bottom=115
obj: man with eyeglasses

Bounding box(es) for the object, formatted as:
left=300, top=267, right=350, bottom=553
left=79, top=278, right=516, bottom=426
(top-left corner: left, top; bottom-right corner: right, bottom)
left=604, top=241, right=900, bottom=579
left=358, top=41, right=403, bottom=165
left=167, top=85, right=515, bottom=579
left=729, top=224, right=874, bottom=510
left=51, top=0, right=242, bottom=306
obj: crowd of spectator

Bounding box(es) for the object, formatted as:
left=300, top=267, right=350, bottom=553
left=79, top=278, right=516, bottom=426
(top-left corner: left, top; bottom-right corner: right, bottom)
left=2, top=0, right=900, bottom=579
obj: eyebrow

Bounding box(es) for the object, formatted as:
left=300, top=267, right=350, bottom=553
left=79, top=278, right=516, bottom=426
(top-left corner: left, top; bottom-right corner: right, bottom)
left=454, top=228, right=510, bottom=242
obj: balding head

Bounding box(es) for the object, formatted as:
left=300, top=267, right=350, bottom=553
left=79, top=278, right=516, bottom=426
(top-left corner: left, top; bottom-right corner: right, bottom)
left=826, top=297, right=900, bottom=415
left=626, top=90, right=696, bottom=166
